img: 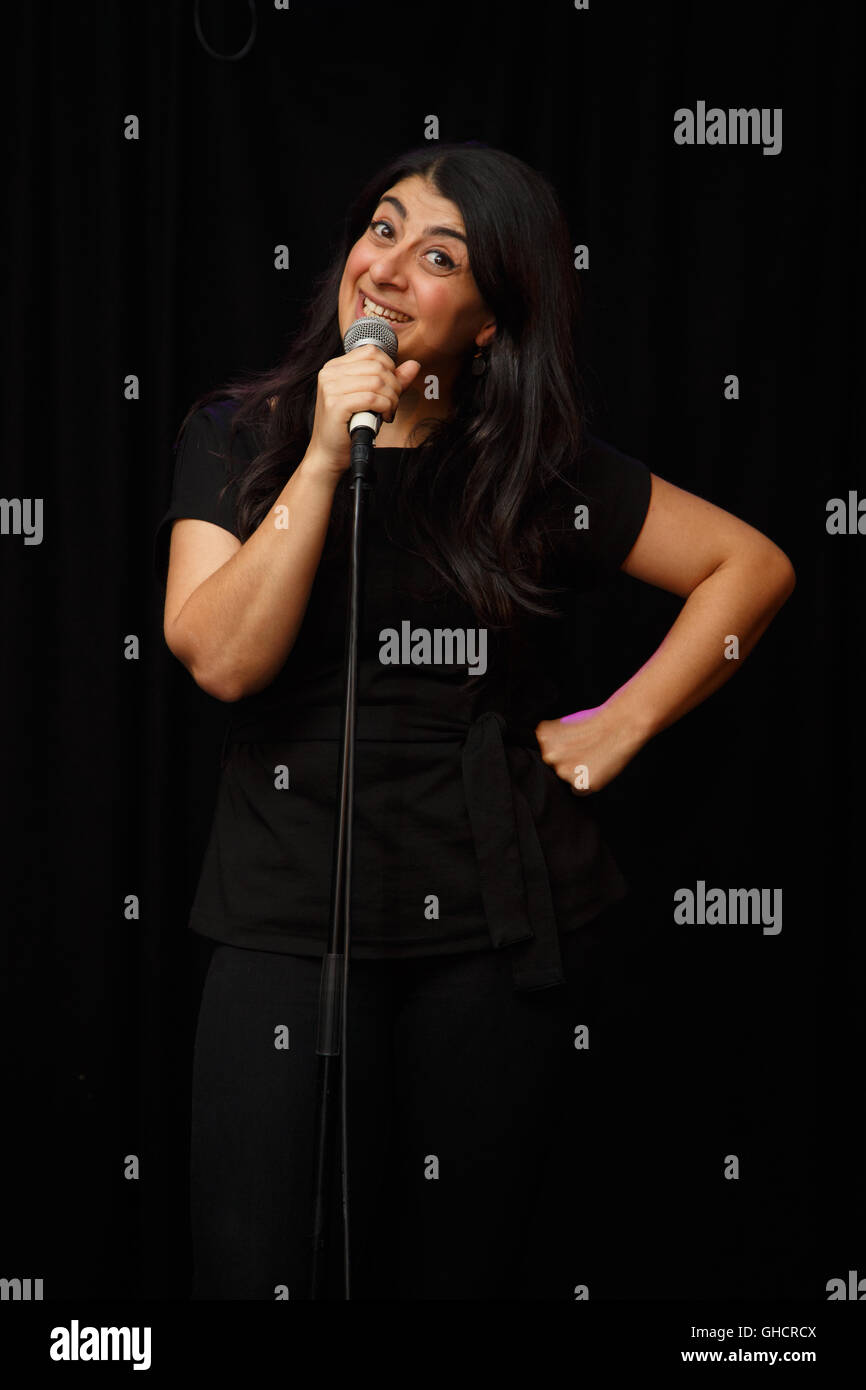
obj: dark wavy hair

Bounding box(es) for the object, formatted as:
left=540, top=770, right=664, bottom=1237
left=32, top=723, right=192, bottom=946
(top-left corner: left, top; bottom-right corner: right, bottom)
left=175, top=140, right=590, bottom=630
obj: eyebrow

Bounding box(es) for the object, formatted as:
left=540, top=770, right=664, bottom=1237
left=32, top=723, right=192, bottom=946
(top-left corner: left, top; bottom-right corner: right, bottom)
left=377, top=194, right=467, bottom=246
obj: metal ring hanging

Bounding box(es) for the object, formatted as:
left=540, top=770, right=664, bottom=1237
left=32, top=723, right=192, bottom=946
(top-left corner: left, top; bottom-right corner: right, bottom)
left=193, top=0, right=258, bottom=62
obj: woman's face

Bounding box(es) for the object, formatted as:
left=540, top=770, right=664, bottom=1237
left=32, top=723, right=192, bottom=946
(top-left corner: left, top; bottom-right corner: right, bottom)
left=338, top=174, right=496, bottom=375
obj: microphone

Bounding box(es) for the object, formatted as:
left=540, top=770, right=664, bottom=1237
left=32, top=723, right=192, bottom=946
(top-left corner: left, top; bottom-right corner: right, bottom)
left=342, top=315, right=399, bottom=443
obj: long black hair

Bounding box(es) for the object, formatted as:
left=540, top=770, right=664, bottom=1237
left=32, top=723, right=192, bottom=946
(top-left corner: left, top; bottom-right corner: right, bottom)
left=175, top=140, right=590, bottom=631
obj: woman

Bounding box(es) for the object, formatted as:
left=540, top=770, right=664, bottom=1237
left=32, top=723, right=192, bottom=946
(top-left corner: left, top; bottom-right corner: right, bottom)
left=155, top=142, right=795, bottom=1300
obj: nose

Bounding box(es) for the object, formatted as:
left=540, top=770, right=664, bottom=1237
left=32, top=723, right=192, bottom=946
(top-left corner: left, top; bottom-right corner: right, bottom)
left=369, top=245, right=410, bottom=287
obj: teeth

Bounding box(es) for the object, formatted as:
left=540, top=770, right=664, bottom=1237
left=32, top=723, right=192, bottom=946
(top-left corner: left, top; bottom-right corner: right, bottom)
left=363, top=294, right=411, bottom=323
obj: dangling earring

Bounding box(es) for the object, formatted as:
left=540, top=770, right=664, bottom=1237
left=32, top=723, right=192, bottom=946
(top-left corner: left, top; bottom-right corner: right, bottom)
left=471, top=347, right=487, bottom=376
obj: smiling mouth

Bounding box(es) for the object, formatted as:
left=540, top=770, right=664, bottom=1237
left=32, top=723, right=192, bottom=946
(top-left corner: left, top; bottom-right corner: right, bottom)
left=356, top=289, right=413, bottom=324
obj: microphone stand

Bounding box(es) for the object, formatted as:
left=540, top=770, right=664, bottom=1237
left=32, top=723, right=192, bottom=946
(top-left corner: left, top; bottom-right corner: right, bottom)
left=309, top=424, right=377, bottom=1300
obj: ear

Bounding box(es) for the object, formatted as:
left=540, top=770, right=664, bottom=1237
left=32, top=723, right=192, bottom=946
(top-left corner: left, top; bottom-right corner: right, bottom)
left=475, top=320, right=496, bottom=350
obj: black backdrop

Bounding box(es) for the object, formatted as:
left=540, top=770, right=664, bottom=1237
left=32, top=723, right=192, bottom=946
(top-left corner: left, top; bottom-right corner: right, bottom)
left=2, top=0, right=862, bottom=1314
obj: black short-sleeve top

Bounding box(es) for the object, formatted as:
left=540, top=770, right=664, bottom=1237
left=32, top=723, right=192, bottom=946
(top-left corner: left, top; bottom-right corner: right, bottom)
left=153, top=399, right=652, bottom=992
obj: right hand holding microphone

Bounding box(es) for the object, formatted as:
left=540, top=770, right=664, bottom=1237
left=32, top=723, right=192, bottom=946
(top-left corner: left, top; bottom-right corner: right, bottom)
left=309, top=344, right=421, bottom=478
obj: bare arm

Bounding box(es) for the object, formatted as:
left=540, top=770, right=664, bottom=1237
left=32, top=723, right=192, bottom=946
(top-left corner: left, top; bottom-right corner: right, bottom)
left=163, top=447, right=340, bottom=702
left=604, top=471, right=796, bottom=742
left=535, top=473, right=796, bottom=790
left=163, top=346, right=420, bottom=702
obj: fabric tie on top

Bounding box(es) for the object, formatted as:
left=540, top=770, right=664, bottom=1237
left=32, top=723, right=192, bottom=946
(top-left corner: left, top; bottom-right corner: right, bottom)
left=223, top=703, right=566, bottom=994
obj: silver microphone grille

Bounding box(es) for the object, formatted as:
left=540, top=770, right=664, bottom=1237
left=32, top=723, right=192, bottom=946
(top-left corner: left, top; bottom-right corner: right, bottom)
left=342, top=315, right=398, bottom=360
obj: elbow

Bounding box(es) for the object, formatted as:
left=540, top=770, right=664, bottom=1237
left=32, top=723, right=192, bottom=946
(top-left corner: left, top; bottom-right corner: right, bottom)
left=192, top=664, right=246, bottom=703
left=747, top=543, right=796, bottom=600
left=772, top=553, right=796, bottom=599
left=165, top=618, right=245, bottom=703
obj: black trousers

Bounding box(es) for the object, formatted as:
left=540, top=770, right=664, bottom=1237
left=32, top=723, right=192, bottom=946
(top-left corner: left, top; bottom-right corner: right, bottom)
left=189, top=907, right=627, bottom=1300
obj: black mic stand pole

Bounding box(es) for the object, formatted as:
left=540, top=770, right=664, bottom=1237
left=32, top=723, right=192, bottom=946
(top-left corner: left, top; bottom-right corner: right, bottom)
left=309, top=424, right=377, bottom=1300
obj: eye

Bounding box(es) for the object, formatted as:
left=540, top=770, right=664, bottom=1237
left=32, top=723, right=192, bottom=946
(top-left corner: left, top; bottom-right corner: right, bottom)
left=367, top=219, right=456, bottom=270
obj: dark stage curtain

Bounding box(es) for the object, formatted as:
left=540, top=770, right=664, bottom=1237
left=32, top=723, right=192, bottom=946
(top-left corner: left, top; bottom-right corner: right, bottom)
left=1, top=0, right=861, bottom=1327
